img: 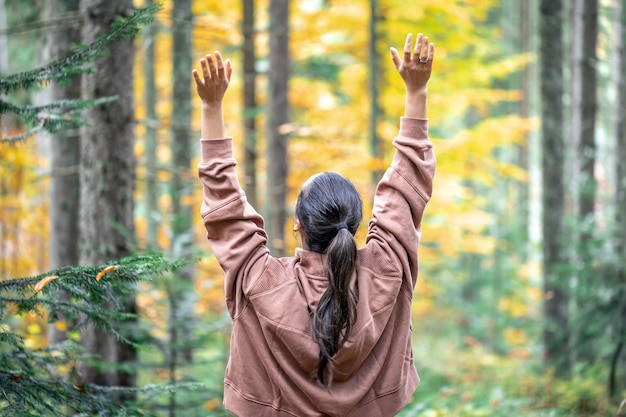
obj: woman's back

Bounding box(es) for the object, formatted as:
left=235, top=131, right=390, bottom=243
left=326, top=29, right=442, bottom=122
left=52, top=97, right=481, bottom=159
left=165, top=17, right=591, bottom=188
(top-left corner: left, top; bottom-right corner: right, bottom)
left=193, top=32, right=435, bottom=417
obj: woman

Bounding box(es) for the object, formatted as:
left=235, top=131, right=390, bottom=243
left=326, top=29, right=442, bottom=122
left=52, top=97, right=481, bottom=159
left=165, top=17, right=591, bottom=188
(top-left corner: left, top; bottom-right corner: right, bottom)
left=193, top=32, right=436, bottom=417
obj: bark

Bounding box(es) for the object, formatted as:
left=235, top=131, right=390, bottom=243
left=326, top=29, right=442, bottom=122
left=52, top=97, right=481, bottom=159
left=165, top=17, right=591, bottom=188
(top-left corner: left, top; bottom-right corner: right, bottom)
left=78, top=0, right=137, bottom=398
left=518, top=0, right=533, bottom=246
left=540, top=0, right=570, bottom=376
left=144, top=0, right=159, bottom=248
left=44, top=0, right=81, bottom=346
left=0, top=0, right=7, bottom=73
left=570, top=0, right=583, bottom=218
left=369, top=0, right=383, bottom=185
left=571, top=0, right=599, bottom=364
left=242, top=0, right=257, bottom=207
left=579, top=0, right=598, bottom=221
left=170, top=0, right=193, bottom=246
left=266, top=0, right=289, bottom=257
left=170, top=0, right=194, bottom=365
left=617, top=0, right=626, bottom=266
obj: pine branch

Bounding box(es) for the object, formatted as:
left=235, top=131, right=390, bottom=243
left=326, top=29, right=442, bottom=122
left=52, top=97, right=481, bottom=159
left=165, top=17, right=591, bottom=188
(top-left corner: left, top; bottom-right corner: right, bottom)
left=0, top=252, right=202, bottom=416
left=0, top=3, right=161, bottom=95
left=0, top=97, right=118, bottom=143
left=0, top=125, right=45, bottom=144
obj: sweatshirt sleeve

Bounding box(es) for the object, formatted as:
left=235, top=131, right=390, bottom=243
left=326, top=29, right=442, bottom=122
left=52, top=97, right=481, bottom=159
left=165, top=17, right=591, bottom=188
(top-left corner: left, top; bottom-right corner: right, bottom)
left=197, top=138, right=271, bottom=318
left=365, top=117, right=436, bottom=294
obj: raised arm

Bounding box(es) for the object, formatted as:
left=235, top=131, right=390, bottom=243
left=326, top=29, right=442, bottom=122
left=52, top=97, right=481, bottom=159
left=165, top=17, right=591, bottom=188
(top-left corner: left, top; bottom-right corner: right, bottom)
left=390, top=33, right=435, bottom=119
left=192, top=51, right=233, bottom=139
left=364, top=33, right=436, bottom=293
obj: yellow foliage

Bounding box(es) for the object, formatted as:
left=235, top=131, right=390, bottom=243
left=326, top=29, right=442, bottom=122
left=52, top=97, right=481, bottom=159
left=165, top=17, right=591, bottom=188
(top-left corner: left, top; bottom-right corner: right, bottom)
left=1, top=0, right=541, bottom=357
left=503, top=327, right=527, bottom=346
left=27, top=323, right=42, bottom=335
left=204, top=398, right=221, bottom=411
left=0, top=139, right=49, bottom=279
left=498, top=297, right=527, bottom=318
left=195, top=256, right=226, bottom=315
left=158, top=194, right=172, bottom=214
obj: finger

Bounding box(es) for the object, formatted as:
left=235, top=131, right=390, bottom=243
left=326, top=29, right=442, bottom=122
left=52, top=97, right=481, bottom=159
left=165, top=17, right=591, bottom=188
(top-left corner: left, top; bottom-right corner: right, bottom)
left=215, top=51, right=225, bottom=78
left=403, top=33, right=412, bottom=63
left=207, top=53, right=218, bottom=75
left=201, top=57, right=210, bottom=79
left=192, top=69, right=203, bottom=86
left=421, top=36, right=429, bottom=60
left=428, top=42, right=435, bottom=63
left=225, top=58, right=233, bottom=80
left=390, top=47, right=401, bottom=69
left=413, top=33, right=423, bottom=58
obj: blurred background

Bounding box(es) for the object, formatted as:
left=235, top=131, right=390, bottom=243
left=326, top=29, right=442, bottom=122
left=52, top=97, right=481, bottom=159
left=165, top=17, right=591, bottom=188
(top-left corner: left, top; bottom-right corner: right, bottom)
left=1, top=0, right=625, bottom=415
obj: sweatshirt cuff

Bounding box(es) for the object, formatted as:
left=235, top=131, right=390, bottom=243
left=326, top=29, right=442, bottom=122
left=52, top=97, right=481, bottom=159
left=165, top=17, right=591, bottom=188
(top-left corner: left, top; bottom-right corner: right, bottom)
left=200, top=137, right=233, bottom=164
left=399, top=117, right=428, bottom=140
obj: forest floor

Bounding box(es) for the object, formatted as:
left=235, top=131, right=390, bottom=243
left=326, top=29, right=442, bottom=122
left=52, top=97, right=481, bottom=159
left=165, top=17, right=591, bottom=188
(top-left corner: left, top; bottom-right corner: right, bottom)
left=399, top=322, right=622, bottom=417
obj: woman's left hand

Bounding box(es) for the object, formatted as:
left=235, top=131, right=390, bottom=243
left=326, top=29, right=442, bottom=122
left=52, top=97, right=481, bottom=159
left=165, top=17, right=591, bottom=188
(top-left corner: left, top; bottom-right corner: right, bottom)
left=192, top=51, right=232, bottom=106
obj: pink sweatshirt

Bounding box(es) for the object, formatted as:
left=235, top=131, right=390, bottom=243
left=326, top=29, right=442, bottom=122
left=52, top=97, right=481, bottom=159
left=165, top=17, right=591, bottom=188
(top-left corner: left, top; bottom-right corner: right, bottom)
left=198, top=117, right=435, bottom=417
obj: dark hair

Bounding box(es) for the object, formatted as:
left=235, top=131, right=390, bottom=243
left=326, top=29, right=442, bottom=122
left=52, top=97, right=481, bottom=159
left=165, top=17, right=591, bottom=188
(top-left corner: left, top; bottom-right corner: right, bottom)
left=294, top=172, right=363, bottom=386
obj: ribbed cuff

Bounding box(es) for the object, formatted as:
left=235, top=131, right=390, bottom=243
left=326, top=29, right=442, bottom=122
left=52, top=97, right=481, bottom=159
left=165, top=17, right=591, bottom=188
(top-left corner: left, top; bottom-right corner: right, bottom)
left=399, top=117, right=428, bottom=140
left=199, top=137, right=233, bottom=164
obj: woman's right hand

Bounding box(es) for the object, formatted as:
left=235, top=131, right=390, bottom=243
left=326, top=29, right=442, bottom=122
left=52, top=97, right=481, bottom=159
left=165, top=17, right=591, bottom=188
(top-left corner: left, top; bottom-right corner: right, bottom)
left=390, top=33, right=434, bottom=94
left=192, top=51, right=232, bottom=107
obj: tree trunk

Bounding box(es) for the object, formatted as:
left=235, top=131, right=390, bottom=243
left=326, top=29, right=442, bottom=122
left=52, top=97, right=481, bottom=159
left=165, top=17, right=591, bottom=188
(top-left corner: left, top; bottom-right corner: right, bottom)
left=170, top=0, right=195, bottom=367
left=242, top=0, right=257, bottom=207
left=611, top=3, right=626, bottom=381
left=579, top=0, right=598, bottom=222
left=44, top=0, right=81, bottom=346
left=0, top=0, right=8, bottom=74
left=519, top=0, right=534, bottom=249
left=571, top=0, right=599, bottom=364
left=144, top=0, right=159, bottom=248
left=171, top=0, right=193, bottom=249
left=369, top=0, right=384, bottom=185
left=266, top=0, right=289, bottom=257
left=617, top=0, right=626, bottom=265
left=78, top=0, right=137, bottom=399
left=570, top=0, right=583, bottom=219
left=540, top=0, right=570, bottom=376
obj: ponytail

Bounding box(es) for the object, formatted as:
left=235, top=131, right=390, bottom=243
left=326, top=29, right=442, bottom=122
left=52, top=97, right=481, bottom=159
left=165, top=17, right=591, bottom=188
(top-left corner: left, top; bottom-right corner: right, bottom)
left=313, top=227, right=358, bottom=386
left=294, top=172, right=363, bottom=387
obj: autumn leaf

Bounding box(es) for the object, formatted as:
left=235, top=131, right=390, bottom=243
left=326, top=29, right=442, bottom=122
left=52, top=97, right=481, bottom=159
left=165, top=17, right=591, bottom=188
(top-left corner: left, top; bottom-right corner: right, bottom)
left=54, top=321, right=68, bottom=332
left=34, top=275, right=58, bottom=293
left=95, top=266, right=118, bottom=282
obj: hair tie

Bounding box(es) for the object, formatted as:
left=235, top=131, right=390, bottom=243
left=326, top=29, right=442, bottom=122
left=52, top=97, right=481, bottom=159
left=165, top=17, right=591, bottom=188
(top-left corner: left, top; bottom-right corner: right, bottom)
left=336, top=222, right=348, bottom=231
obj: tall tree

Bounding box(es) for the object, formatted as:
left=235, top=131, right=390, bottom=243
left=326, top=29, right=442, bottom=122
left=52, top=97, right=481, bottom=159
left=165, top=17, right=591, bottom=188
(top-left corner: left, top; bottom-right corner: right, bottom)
left=570, top=0, right=599, bottom=363
left=616, top=0, right=626, bottom=275
left=0, top=0, right=7, bottom=74
left=578, top=0, right=598, bottom=223
left=266, top=0, right=289, bottom=257
left=169, top=0, right=194, bottom=369
left=369, top=0, right=384, bottom=185
left=242, top=0, right=257, bottom=207
left=144, top=0, right=159, bottom=248
left=44, top=0, right=81, bottom=346
left=540, top=0, right=570, bottom=376
left=170, top=0, right=193, bottom=253
left=78, top=0, right=138, bottom=397
left=519, top=0, right=534, bottom=246
left=609, top=1, right=626, bottom=399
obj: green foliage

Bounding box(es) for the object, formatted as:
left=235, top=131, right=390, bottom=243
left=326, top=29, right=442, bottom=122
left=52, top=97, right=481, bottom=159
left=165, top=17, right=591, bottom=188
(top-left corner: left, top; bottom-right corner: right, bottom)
left=399, top=323, right=619, bottom=417
left=0, top=3, right=161, bottom=143
left=0, top=253, right=201, bottom=416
